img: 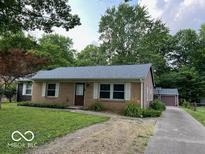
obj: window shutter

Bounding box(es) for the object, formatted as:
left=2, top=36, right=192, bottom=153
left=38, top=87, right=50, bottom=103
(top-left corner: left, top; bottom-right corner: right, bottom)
left=55, top=83, right=60, bottom=97
left=22, top=83, right=26, bottom=95
left=125, top=83, right=131, bottom=100
left=42, top=83, right=46, bottom=97
left=93, top=83, right=99, bottom=99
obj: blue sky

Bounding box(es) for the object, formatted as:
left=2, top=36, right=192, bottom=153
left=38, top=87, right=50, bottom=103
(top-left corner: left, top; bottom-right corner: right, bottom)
left=29, top=0, right=205, bottom=51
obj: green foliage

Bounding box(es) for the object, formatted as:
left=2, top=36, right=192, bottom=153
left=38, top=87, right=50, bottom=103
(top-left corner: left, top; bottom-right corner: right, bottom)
left=0, top=103, right=108, bottom=154
left=0, top=0, right=80, bottom=33
left=181, top=99, right=192, bottom=109
left=0, top=87, right=3, bottom=95
left=89, top=103, right=104, bottom=111
left=99, top=3, right=205, bottom=103
left=0, top=31, right=37, bottom=50
left=158, top=26, right=205, bottom=102
left=150, top=99, right=166, bottom=111
left=124, top=104, right=142, bottom=117
left=158, top=66, right=202, bottom=102
left=142, top=109, right=162, bottom=117
left=76, top=45, right=107, bottom=66
left=168, top=29, right=199, bottom=68
left=99, top=4, right=170, bottom=75
left=17, top=101, right=67, bottom=109
left=124, top=103, right=163, bottom=118
left=38, top=34, right=75, bottom=69
left=4, top=85, right=16, bottom=102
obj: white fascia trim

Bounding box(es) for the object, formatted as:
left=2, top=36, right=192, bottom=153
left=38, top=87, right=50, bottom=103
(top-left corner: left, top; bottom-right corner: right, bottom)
left=140, top=79, right=144, bottom=109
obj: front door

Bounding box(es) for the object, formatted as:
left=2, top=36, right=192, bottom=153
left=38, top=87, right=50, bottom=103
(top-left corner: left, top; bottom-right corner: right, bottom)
left=75, top=83, right=85, bottom=106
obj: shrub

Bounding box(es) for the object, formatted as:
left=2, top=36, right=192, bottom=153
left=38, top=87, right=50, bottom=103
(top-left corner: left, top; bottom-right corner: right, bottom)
left=90, top=103, right=104, bottom=111
left=150, top=99, right=166, bottom=111
left=142, top=109, right=162, bottom=117
left=4, top=86, right=16, bottom=102
left=181, top=99, right=192, bottom=109
left=17, top=101, right=66, bottom=109
left=124, top=103, right=142, bottom=117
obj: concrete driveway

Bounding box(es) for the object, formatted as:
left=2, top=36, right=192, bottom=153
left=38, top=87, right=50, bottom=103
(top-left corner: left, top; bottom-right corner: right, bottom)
left=145, top=107, right=205, bottom=154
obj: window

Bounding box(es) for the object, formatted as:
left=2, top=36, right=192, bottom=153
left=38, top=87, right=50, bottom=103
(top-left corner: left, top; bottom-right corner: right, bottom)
left=99, top=83, right=125, bottom=100
left=100, top=84, right=110, bottom=99
left=113, top=84, right=124, bottom=99
left=22, top=83, right=32, bottom=95
left=25, top=83, right=32, bottom=95
left=46, top=84, right=56, bottom=96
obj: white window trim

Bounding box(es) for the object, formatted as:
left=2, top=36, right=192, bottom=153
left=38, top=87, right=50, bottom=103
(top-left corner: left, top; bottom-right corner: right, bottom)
left=22, top=83, right=32, bottom=96
left=44, top=83, right=60, bottom=97
left=99, top=83, right=125, bottom=101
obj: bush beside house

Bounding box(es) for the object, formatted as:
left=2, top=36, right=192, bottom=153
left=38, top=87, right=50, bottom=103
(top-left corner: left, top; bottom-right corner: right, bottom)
left=89, top=102, right=104, bottom=111
left=124, top=100, right=165, bottom=118
left=150, top=99, right=166, bottom=111
left=17, top=101, right=67, bottom=109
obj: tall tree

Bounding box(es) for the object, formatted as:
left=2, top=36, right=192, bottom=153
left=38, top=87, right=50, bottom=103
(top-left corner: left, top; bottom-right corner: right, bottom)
left=76, top=45, right=107, bottom=66
left=39, top=34, right=75, bottom=69
left=0, top=0, right=80, bottom=33
left=168, top=29, right=199, bottom=68
left=158, top=67, right=200, bottom=102
left=99, top=4, right=170, bottom=75
left=0, top=49, right=48, bottom=108
left=158, top=25, right=205, bottom=103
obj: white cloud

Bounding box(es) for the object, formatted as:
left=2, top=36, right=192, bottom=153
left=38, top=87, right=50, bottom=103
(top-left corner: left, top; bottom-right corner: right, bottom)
left=139, top=0, right=205, bottom=33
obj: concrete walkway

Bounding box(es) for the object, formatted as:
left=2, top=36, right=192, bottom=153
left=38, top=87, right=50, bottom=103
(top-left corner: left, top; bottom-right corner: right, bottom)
left=145, top=107, right=205, bottom=154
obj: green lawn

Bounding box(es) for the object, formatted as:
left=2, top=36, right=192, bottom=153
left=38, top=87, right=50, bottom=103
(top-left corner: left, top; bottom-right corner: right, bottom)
left=184, top=107, right=205, bottom=126
left=0, top=103, right=109, bottom=154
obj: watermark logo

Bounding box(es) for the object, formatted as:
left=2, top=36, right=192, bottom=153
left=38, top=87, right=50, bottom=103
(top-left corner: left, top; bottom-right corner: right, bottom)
left=11, top=131, right=34, bottom=142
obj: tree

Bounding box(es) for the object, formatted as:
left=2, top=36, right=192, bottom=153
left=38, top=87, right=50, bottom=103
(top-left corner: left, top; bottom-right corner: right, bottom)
left=196, top=25, right=205, bottom=74
left=158, top=67, right=200, bottom=102
left=0, top=0, right=80, bottom=33
left=99, top=4, right=170, bottom=76
left=0, top=31, right=37, bottom=50
left=76, top=45, right=107, bottom=66
left=137, top=20, right=171, bottom=76
left=39, top=34, right=75, bottom=69
left=4, top=84, right=16, bottom=103
left=168, top=29, right=199, bottom=68
left=0, top=49, right=48, bottom=108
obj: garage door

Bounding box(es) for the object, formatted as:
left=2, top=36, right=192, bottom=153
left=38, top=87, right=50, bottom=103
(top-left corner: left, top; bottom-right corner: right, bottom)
left=161, top=96, right=176, bottom=106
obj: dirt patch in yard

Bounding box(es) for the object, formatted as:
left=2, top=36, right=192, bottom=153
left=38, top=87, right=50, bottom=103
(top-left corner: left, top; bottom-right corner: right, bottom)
left=29, top=117, right=155, bottom=154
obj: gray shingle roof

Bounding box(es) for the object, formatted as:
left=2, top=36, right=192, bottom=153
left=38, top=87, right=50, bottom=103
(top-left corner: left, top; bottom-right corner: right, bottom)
left=32, top=64, right=152, bottom=80
left=154, top=88, right=179, bottom=95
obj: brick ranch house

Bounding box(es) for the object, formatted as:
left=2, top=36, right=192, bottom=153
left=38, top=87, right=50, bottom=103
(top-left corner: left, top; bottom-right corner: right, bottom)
left=17, top=64, right=154, bottom=112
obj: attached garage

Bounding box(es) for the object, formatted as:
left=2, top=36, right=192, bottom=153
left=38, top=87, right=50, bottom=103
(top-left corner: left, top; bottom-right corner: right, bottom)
left=154, top=88, right=179, bottom=106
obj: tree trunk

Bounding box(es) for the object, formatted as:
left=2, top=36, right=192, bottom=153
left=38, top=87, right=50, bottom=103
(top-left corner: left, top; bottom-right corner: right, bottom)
left=9, top=97, right=12, bottom=103
left=0, top=96, right=2, bottom=109
left=193, top=101, right=197, bottom=111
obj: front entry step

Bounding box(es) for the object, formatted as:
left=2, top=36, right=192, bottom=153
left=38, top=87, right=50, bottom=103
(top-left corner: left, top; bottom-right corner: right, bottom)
left=67, top=106, right=84, bottom=110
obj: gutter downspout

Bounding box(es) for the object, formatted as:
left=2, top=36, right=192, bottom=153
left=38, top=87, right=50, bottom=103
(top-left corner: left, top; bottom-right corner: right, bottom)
left=140, top=79, right=144, bottom=109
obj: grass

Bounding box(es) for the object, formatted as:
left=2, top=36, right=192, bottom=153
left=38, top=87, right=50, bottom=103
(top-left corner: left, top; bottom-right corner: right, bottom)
left=0, top=103, right=109, bottom=154
left=184, top=107, right=205, bottom=126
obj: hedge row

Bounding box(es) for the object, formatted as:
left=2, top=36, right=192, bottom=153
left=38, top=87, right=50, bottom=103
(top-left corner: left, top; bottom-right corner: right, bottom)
left=17, top=101, right=67, bottom=109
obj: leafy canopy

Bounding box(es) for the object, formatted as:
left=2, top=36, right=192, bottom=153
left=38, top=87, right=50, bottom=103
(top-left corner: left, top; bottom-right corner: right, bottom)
left=0, top=31, right=37, bottom=50
left=99, top=4, right=170, bottom=75
left=39, top=34, right=75, bottom=69
left=76, top=45, right=107, bottom=66
left=0, top=0, right=81, bottom=33
left=0, top=49, right=48, bottom=88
